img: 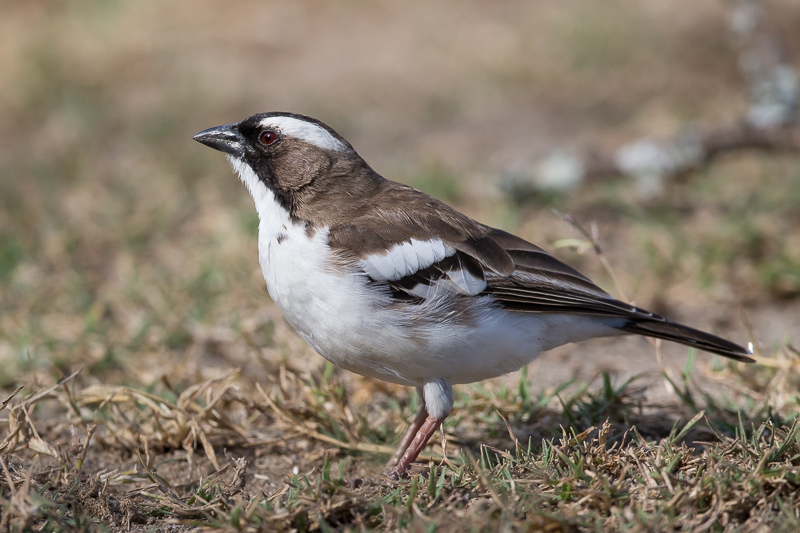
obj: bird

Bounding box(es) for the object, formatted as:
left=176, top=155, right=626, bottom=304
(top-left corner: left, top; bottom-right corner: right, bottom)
left=193, top=112, right=754, bottom=478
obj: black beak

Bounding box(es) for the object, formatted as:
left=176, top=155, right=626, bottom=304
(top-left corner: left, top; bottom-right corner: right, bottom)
left=193, top=123, right=245, bottom=157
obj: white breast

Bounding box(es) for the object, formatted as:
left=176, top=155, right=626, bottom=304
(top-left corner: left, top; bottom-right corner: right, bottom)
left=230, top=157, right=405, bottom=380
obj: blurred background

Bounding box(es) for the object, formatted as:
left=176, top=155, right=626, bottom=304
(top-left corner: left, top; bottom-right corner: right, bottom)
left=1, top=0, right=799, bottom=397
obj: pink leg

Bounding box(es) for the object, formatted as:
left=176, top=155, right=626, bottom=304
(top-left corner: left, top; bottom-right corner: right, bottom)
left=388, top=414, right=447, bottom=479
left=386, top=403, right=428, bottom=468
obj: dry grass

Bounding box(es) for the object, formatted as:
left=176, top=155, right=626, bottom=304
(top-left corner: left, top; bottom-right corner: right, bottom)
left=2, top=0, right=800, bottom=531
left=0, top=346, right=799, bottom=531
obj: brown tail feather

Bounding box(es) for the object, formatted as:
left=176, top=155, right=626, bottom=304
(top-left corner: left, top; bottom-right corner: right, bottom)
left=616, top=319, right=754, bottom=363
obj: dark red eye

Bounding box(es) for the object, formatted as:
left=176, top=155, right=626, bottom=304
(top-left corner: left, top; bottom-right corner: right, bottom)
left=259, top=130, right=279, bottom=146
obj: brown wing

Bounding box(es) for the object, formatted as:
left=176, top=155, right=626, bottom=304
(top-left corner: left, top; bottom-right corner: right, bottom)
left=326, top=181, right=514, bottom=276
left=482, top=227, right=634, bottom=315
left=326, top=182, right=752, bottom=362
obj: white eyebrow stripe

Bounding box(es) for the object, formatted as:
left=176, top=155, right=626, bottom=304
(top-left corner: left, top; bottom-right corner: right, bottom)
left=258, top=116, right=346, bottom=152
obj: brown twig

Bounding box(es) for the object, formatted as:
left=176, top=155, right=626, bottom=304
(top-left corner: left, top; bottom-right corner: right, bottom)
left=502, top=0, right=798, bottom=199
left=23, top=367, right=83, bottom=406
left=75, top=424, right=97, bottom=472
left=0, top=386, right=24, bottom=413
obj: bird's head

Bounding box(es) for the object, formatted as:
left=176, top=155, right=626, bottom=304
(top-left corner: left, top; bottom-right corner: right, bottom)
left=193, top=112, right=362, bottom=213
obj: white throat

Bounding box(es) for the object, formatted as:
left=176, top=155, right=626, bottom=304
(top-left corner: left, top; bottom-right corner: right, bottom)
left=227, top=156, right=275, bottom=219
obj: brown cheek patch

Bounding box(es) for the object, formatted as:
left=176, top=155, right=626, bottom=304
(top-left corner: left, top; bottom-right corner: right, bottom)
left=271, top=142, right=332, bottom=191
